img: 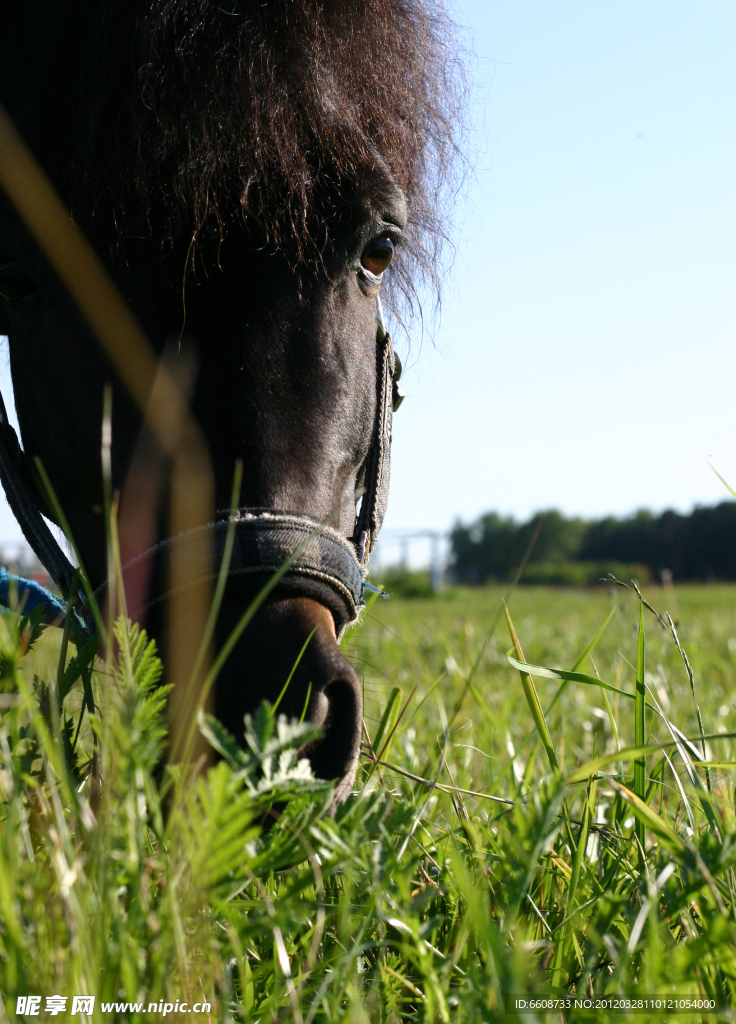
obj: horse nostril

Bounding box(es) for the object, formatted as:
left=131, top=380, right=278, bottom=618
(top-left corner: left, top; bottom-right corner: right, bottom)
left=304, top=670, right=362, bottom=805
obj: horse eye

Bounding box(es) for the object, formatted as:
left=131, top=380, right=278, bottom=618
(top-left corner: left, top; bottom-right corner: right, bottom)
left=360, top=237, right=394, bottom=277
left=0, top=256, right=37, bottom=303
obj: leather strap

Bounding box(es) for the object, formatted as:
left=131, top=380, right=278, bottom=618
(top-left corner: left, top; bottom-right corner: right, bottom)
left=116, top=512, right=366, bottom=635
left=0, top=388, right=79, bottom=598
left=352, top=319, right=395, bottom=565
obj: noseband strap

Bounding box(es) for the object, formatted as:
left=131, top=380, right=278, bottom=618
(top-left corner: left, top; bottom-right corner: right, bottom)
left=118, top=512, right=365, bottom=636
left=0, top=308, right=401, bottom=635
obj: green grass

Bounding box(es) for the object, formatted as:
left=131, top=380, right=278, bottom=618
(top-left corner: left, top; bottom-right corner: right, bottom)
left=4, top=579, right=736, bottom=1021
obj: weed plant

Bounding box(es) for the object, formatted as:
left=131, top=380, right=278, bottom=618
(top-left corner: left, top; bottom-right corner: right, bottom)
left=1, top=575, right=736, bottom=1022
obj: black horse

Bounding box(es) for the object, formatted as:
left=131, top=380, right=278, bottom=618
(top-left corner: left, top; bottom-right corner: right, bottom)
left=0, top=1, right=461, bottom=803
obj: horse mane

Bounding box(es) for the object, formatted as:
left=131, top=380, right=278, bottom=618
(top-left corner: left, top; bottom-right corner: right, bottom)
left=125, top=0, right=466, bottom=310
left=0, top=1, right=464, bottom=311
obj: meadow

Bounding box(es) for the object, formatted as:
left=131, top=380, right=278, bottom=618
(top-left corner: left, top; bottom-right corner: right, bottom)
left=2, top=577, right=736, bottom=1021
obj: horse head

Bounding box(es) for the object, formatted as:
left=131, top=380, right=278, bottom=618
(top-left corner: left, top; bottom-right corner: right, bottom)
left=0, top=0, right=461, bottom=804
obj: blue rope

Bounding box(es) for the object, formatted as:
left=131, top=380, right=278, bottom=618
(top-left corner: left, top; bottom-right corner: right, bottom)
left=0, top=567, right=67, bottom=625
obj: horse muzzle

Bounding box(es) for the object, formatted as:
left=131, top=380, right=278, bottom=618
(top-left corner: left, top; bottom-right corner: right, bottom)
left=213, top=592, right=363, bottom=806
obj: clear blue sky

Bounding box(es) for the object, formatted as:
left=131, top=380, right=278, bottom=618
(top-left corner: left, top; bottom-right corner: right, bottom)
left=382, top=0, right=736, bottom=552
left=0, top=1, right=735, bottom=554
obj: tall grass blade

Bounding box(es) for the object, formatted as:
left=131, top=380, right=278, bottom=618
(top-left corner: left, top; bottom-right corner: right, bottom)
left=562, top=735, right=736, bottom=784
left=373, top=686, right=403, bottom=756
left=545, top=607, right=616, bottom=714
left=609, top=778, right=686, bottom=855
left=370, top=684, right=416, bottom=778
left=552, top=778, right=597, bottom=985
left=567, top=743, right=667, bottom=784
left=273, top=626, right=318, bottom=715
left=634, top=599, right=646, bottom=855
left=662, top=750, right=696, bottom=834
left=492, top=609, right=617, bottom=791
left=504, top=602, right=558, bottom=773
left=506, top=656, right=655, bottom=708
left=667, top=612, right=711, bottom=792
left=188, top=462, right=243, bottom=698
left=646, top=687, right=721, bottom=837
left=448, top=514, right=548, bottom=728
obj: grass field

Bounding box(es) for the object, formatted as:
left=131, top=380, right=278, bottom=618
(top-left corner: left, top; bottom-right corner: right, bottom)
left=359, top=581, right=736, bottom=778
left=3, top=578, right=736, bottom=1022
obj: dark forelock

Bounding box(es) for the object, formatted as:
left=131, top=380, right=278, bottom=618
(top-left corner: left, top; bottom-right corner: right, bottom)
left=130, top=0, right=466, bottom=306
left=0, top=1, right=465, bottom=310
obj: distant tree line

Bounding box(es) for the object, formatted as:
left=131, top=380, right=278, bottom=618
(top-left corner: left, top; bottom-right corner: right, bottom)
left=449, top=503, right=736, bottom=585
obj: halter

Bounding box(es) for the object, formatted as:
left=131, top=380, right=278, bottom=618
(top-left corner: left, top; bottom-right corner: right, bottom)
left=0, top=300, right=404, bottom=637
